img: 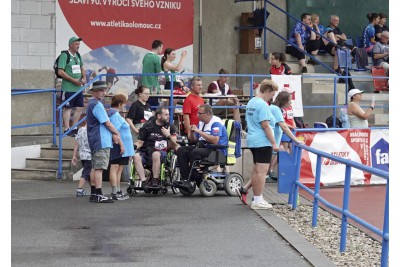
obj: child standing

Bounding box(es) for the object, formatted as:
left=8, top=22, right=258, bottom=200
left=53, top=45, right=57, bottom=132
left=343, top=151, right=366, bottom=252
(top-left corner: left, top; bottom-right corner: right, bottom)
left=71, top=124, right=94, bottom=196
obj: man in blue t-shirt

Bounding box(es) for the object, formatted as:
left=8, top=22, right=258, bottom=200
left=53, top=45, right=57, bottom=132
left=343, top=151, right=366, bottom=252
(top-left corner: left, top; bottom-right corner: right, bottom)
left=86, top=81, right=123, bottom=203
left=175, top=104, right=228, bottom=188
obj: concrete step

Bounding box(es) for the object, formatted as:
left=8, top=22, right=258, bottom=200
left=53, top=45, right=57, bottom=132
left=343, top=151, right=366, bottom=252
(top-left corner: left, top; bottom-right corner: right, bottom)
left=25, top=158, right=81, bottom=171
left=11, top=168, right=73, bottom=180
left=285, top=53, right=373, bottom=65
left=372, top=114, right=389, bottom=125
left=41, top=148, right=75, bottom=159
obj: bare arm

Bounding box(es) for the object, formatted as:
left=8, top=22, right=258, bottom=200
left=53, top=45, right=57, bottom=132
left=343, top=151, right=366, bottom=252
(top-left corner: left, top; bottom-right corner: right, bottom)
left=183, top=114, right=191, bottom=136
left=295, top=33, right=304, bottom=51
left=72, top=141, right=79, bottom=165
left=163, top=51, right=187, bottom=72
left=261, top=120, right=279, bottom=152
left=126, top=118, right=139, bottom=134
left=347, top=102, right=373, bottom=120
left=190, top=125, right=219, bottom=144
left=134, top=139, right=144, bottom=151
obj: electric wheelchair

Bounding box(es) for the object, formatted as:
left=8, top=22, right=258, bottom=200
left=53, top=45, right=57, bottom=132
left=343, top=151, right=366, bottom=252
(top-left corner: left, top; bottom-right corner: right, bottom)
left=172, top=143, right=244, bottom=197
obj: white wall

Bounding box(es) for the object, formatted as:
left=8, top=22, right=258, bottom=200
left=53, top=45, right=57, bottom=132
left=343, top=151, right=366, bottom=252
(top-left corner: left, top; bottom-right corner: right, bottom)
left=11, top=145, right=41, bottom=169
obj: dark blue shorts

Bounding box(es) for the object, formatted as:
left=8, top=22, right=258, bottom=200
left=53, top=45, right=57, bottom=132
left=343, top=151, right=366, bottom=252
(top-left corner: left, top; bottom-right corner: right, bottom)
left=81, top=160, right=92, bottom=181
left=60, top=91, right=84, bottom=109
left=281, top=129, right=294, bottom=143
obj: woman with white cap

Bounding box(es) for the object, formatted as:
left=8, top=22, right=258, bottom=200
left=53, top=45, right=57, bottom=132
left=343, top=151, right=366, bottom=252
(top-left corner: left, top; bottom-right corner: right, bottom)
left=347, top=89, right=375, bottom=128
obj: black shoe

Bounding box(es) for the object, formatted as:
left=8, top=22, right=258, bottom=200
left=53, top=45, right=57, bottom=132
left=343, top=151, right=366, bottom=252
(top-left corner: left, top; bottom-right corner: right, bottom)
left=65, top=128, right=78, bottom=137
left=95, top=195, right=114, bottom=203
left=89, top=194, right=96, bottom=202
left=307, top=58, right=315, bottom=65
left=301, top=66, right=308, bottom=73
left=148, top=178, right=161, bottom=189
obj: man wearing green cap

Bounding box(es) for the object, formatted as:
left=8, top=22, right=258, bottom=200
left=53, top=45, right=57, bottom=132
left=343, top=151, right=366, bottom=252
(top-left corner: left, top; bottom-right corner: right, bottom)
left=58, top=37, right=86, bottom=137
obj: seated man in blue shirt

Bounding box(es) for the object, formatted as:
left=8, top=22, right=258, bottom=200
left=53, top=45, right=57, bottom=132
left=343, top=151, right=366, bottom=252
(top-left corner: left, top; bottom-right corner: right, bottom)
left=175, top=104, right=228, bottom=188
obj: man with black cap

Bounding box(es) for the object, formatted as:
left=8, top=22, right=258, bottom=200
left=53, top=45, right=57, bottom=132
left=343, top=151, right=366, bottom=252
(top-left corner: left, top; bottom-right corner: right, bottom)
left=86, top=81, right=124, bottom=203
left=58, top=36, right=86, bottom=137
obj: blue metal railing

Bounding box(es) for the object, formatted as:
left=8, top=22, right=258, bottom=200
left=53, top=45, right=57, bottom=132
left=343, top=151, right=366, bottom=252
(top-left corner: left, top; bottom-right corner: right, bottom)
left=11, top=88, right=58, bottom=147
left=289, top=128, right=389, bottom=267
left=51, top=72, right=388, bottom=180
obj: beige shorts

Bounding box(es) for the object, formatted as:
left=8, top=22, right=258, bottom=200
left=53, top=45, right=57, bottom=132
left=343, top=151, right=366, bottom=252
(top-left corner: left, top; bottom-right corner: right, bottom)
left=91, top=148, right=110, bottom=170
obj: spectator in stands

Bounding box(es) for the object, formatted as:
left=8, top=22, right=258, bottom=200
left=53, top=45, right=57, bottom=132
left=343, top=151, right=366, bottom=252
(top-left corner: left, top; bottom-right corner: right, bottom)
left=126, top=85, right=154, bottom=141
left=372, top=31, right=389, bottom=74
left=58, top=37, right=86, bottom=137
left=305, top=14, right=321, bottom=65
left=285, top=13, right=312, bottom=73
left=86, top=81, right=123, bottom=203
left=323, top=14, right=356, bottom=89
left=362, top=13, right=380, bottom=53
left=108, top=94, right=133, bottom=201
left=182, top=77, right=205, bottom=136
left=98, top=66, right=119, bottom=94
left=310, top=13, right=326, bottom=61
left=270, top=52, right=292, bottom=75
left=347, top=89, right=375, bottom=128
left=206, top=68, right=241, bottom=121
left=374, top=13, right=389, bottom=42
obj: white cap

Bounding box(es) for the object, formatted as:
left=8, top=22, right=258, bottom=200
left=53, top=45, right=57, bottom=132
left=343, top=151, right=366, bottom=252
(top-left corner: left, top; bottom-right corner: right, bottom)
left=348, top=89, right=364, bottom=99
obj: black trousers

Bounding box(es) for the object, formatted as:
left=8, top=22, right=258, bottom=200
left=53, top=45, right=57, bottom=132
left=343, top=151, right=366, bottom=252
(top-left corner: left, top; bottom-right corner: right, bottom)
left=176, top=146, right=213, bottom=181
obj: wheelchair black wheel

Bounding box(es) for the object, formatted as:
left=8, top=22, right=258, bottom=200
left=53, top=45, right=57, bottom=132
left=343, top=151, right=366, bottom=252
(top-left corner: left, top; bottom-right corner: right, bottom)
left=126, top=187, right=134, bottom=195
left=179, top=184, right=196, bottom=196
left=160, top=187, right=168, bottom=196
left=170, top=166, right=181, bottom=194
left=199, top=180, right=217, bottom=197
left=223, top=172, right=244, bottom=196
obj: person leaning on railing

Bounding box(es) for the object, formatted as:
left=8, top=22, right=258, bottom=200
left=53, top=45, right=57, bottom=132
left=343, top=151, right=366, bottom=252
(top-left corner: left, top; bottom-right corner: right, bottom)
left=347, top=89, right=375, bottom=128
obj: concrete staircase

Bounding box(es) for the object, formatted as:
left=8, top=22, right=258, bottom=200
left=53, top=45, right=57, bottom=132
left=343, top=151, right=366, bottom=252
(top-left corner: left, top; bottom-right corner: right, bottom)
left=11, top=136, right=81, bottom=181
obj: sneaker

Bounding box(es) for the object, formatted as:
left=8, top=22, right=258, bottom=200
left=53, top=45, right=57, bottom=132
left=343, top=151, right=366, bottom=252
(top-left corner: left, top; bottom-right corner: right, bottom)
left=76, top=189, right=87, bottom=197
left=110, top=193, right=119, bottom=201
left=116, top=191, right=130, bottom=200
left=236, top=187, right=248, bottom=205
left=148, top=178, right=161, bottom=189
left=89, top=194, right=97, bottom=202
left=251, top=199, right=273, bottom=210
left=301, top=66, right=308, bottom=73
left=265, top=176, right=277, bottom=183
left=95, top=195, right=114, bottom=203
left=65, top=128, right=78, bottom=137
left=269, top=170, right=278, bottom=179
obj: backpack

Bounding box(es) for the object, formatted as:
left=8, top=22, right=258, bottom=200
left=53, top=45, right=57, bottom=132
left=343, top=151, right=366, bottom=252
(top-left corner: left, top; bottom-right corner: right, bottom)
left=54, top=50, right=82, bottom=79
left=325, top=115, right=342, bottom=128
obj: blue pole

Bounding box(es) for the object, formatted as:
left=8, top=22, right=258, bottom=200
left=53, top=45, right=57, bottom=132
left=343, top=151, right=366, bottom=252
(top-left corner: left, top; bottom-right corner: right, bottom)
left=169, top=73, right=174, bottom=124
left=312, top=155, right=322, bottom=227
left=250, top=75, right=254, bottom=98
left=292, top=146, right=302, bottom=209
left=58, top=108, right=63, bottom=180
left=333, top=76, right=338, bottom=127
left=52, top=91, right=57, bottom=147
left=263, top=0, right=268, bottom=59
left=381, top=180, right=389, bottom=267
left=340, top=164, right=352, bottom=252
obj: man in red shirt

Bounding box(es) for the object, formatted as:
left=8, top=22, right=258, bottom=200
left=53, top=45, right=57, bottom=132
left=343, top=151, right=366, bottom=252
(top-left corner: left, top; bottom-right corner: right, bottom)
left=182, top=77, right=205, bottom=136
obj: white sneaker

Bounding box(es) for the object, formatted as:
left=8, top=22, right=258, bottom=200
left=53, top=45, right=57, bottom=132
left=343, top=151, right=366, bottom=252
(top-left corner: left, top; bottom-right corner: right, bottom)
left=251, top=199, right=273, bottom=210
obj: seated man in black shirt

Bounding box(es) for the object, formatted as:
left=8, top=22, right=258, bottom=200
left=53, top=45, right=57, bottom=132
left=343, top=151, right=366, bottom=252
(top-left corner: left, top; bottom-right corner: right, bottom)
left=133, top=106, right=178, bottom=189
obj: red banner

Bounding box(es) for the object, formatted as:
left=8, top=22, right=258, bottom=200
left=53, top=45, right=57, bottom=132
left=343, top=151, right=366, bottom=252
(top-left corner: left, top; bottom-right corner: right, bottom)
left=58, top=0, right=193, bottom=50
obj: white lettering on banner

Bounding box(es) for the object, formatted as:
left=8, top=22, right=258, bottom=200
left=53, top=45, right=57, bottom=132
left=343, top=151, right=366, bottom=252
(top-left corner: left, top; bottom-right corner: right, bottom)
left=131, top=0, right=155, bottom=8
left=155, top=1, right=181, bottom=9
left=375, top=149, right=389, bottom=164
left=350, top=131, right=369, bottom=137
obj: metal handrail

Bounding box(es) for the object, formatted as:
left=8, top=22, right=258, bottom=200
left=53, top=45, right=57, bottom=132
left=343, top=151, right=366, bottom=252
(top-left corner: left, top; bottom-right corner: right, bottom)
left=11, top=88, right=58, bottom=146
left=290, top=134, right=389, bottom=267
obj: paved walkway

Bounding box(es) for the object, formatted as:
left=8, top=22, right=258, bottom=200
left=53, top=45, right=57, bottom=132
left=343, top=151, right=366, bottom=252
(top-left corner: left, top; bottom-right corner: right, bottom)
left=11, top=179, right=335, bottom=267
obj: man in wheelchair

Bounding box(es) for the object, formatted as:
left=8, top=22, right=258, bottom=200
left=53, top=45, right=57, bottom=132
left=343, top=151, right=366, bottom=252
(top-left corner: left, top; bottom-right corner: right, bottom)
left=175, top=104, right=228, bottom=190
left=133, top=106, right=178, bottom=190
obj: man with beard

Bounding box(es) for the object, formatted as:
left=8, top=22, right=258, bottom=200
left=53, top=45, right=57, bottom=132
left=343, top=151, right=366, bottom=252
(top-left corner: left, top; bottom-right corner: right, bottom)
left=133, top=106, right=178, bottom=189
